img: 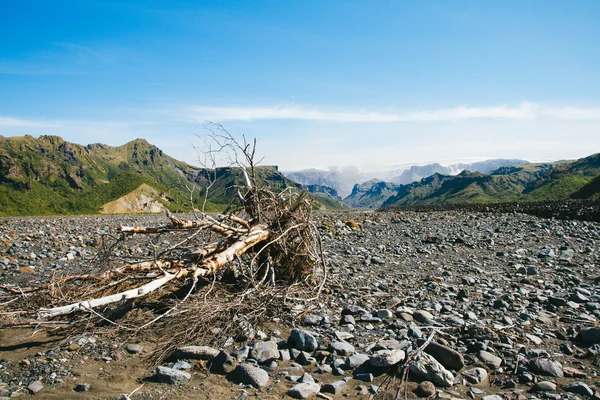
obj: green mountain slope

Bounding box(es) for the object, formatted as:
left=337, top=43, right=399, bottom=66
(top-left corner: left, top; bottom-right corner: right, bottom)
left=382, top=163, right=554, bottom=207
left=344, top=179, right=400, bottom=208
left=382, top=153, right=600, bottom=208
left=0, top=135, right=324, bottom=216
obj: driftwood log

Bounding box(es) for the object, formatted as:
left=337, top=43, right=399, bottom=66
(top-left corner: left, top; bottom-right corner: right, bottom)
left=1, top=131, right=326, bottom=338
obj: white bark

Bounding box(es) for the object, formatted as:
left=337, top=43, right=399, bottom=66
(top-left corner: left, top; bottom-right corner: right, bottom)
left=38, top=270, right=182, bottom=319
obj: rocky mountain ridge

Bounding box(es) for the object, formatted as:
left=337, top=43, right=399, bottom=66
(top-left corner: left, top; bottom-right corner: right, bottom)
left=284, top=159, right=529, bottom=198
left=0, top=135, right=343, bottom=216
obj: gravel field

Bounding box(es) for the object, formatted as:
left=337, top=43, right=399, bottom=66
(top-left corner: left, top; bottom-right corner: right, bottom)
left=1, top=207, right=600, bottom=399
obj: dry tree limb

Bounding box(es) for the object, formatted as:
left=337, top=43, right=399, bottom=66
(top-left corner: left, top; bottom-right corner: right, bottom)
left=38, top=268, right=185, bottom=319
left=5, top=128, right=327, bottom=360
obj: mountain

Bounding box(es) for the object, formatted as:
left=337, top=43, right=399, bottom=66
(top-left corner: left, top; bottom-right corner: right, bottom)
left=0, top=135, right=333, bottom=216
left=381, top=153, right=600, bottom=208
left=344, top=179, right=400, bottom=208
left=285, top=166, right=362, bottom=198
left=284, top=159, right=528, bottom=196
left=100, top=183, right=167, bottom=214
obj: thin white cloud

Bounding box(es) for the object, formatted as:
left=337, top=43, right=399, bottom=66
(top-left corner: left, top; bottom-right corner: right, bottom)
left=0, top=116, right=68, bottom=128
left=185, top=102, right=600, bottom=123
left=185, top=105, right=399, bottom=123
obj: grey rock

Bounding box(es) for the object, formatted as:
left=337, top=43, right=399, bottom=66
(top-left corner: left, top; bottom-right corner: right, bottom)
left=345, top=353, right=370, bottom=370
left=478, top=350, right=502, bottom=370
left=287, top=373, right=320, bottom=398
left=173, top=345, right=219, bottom=360
left=462, top=367, right=488, bottom=384
left=229, top=363, right=270, bottom=388
left=413, top=310, right=434, bottom=323
left=28, top=381, right=44, bottom=394
left=303, top=313, right=322, bottom=326
left=250, top=340, right=280, bottom=363
left=330, top=340, right=355, bottom=356
left=322, top=380, right=347, bottom=395
left=125, top=344, right=143, bottom=354
left=156, top=366, right=191, bottom=385
left=369, top=349, right=405, bottom=367
left=289, top=328, right=318, bottom=352
left=529, top=358, right=563, bottom=378
left=534, top=381, right=557, bottom=392
left=172, top=361, right=191, bottom=370
left=481, top=396, right=504, bottom=400
left=409, top=353, right=454, bottom=387
left=563, top=381, right=594, bottom=396
left=538, top=246, right=555, bottom=258
left=376, top=309, right=394, bottom=319
left=425, top=342, right=465, bottom=371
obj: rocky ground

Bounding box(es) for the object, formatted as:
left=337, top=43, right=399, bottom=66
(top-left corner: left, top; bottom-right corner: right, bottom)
left=0, top=207, right=599, bottom=399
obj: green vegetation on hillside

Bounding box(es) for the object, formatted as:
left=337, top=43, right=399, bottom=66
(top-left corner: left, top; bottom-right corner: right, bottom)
left=0, top=135, right=341, bottom=216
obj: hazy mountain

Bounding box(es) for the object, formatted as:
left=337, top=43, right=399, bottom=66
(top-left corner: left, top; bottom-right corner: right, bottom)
left=284, top=159, right=529, bottom=197
left=381, top=153, right=600, bottom=208
left=344, top=180, right=400, bottom=208
left=0, top=135, right=341, bottom=216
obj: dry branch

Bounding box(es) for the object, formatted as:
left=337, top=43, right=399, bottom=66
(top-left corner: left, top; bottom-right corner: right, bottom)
left=4, top=129, right=326, bottom=359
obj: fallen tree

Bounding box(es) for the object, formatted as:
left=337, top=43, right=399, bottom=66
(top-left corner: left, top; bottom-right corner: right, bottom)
left=0, top=128, right=326, bottom=357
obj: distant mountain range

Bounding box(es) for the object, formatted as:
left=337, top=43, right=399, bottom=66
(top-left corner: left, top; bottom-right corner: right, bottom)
left=1, top=135, right=598, bottom=216
left=353, top=154, right=599, bottom=209
left=0, top=135, right=344, bottom=216
left=284, top=159, right=529, bottom=198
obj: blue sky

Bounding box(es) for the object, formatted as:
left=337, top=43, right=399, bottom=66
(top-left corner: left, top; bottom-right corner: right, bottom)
left=1, top=0, right=599, bottom=169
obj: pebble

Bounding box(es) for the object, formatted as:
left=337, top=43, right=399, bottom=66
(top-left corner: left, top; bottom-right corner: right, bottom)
left=155, top=366, right=191, bottom=385
left=417, top=381, right=436, bottom=397
left=229, top=363, right=270, bottom=388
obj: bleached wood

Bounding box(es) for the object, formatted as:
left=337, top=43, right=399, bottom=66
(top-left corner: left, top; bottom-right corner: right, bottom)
left=38, top=270, right=183, bottom=319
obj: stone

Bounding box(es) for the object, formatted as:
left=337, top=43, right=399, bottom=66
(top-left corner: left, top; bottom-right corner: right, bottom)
left=303, top=314, right=322, bottom=326
left=534, top=381, right=557, bottom=392
left=529, top=358, right=563, bottom=378
left=563, top=381, right=594, bottom=397
left=345, top=353, right=370, bottom=370
left=173, top=361, right=191, bottom=370
left=250, top=341, right=280, bottom=363
left=330, top=340, right=355, bottom=356
left=74, top=383, right=91, bottom=392
left=462, top=367, right=488, bottom=384
left=173, top=345, right=219, bottom=360
left=425, top=342, right=465, bottom=371
left=576, top=327, right=600, bottom=344
left=210, top=350, right=238, bottom=374
left=156, top=366, right=191, bottom=385
left=417, top=381, right=436, bottom=397
left=125, top=344, right=143, bottom=354
left=376, top=309, right=394, bottom=319
left=27, top=381, right=43, bottom=394
left=354, top=373, right=374, bottom=382
left=526, top=334, right=542, bottom=345
left=481, top=396, right=504, bottom=400
left=322, top=380, right=347, bottom=395
left=478, top=350, right=502, bottom=370
left=288, top=328, right=318, bottom=352
left=68, top=343, right=80, bottom=351
left=369, top=349, right=405, bottom=367
left=413, top=310, right=434, bottom=323
left=409, top=353, right=454, bottom=387
left=228, top=363, right=270, bottom=388
left=538, top=246, right=555, bottom=258
left=287, top=373, right=320, bottom=399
